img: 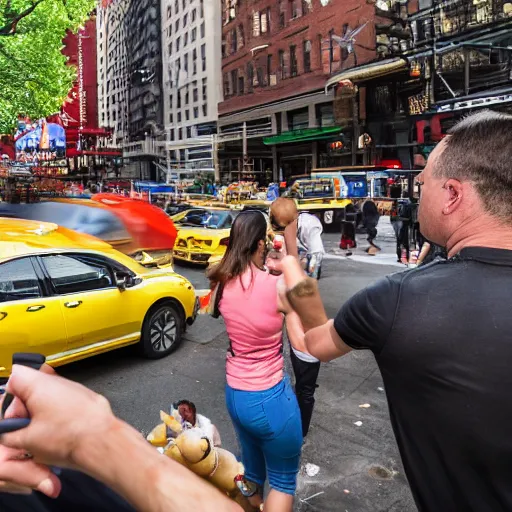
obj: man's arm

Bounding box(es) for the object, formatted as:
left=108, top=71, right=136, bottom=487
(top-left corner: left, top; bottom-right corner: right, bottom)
left=280, top=256, right=402, bottom=356
left=283, top=219, right=298, bottom=258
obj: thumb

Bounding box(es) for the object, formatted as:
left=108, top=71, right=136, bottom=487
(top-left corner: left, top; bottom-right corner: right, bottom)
left=6, top=365, right=44, bottom=406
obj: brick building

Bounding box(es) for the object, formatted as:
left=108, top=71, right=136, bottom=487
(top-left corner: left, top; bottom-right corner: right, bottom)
left=217, top=0, right=378, bottom=183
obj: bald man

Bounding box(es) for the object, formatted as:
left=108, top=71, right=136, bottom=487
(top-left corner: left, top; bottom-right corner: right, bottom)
left=270, top=197, right=324, bottom=438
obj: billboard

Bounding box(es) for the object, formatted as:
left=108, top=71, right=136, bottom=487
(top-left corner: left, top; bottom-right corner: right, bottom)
left=14, top=118, right=66, bottom=164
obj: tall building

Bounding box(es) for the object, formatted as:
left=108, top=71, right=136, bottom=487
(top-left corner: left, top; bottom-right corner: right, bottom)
left=218, top=0, right=378, bottom=183
left=97, top=0, right=130, bottom=149
left=161, top=0, right=222, bottom=178
left=97, top=0, right=165, bottom=180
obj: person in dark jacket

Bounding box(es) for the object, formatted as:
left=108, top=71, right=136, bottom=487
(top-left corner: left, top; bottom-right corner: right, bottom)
left=362, top=200, right=381, bottom=254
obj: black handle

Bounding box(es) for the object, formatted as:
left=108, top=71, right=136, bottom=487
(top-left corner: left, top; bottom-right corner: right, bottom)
left=0, top=353, right=46, bottom=424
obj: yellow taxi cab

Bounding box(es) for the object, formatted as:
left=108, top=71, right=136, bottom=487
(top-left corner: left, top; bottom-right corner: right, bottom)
left=0, top=218, right=198, bottom=378
left=171, top=207, right=237, bottom=265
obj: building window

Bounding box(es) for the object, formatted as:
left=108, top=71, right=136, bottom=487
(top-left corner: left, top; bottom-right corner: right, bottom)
left=186, top=126, right=191, bottom=138
left=185, top=90, right=189, bottom=104
left=253, top=11, right=260, bottom=37
left=238, top=75, right=244, bottom=94
left=288, top=107, right=309, bottom=130
left=200, top=22, right=205, bottom=38
left=186, top=110, right=190, bottom=121
left=256, top=67, right=264, bottom=87
left=267, top=54, right=273, bottom=84
left=303, top=40, right=311, bottom=72
left=192, top=8, right=196, bottom=21
left=231, top=28, right=237, bottom=53
left=194, top=106, right=199, bottom=118
left=247, top=62, right=254, bottom=92
left=316, top=103, right=334, bottom=127
left=169, top=94, right=173, bottom=106
left=200, top=0, right=204, bottom=17
left=289, top=0, right=299, bottom=19
left=175, top=19, right=180, bottom=32
left=290, top=45, right=298, bottom=76
left=175, top=0, right=178, bottom=13
left=176, top=36, right=181, bottom=51
left=178, top=112, right=182, bottom=122
left=302, top=0, right=311, bottom=14
left=183, top=13, right=188, bottom=26
left=191, top=27, right=197, bottom=41
left=231, top=69, right=238, bottom=95
left=201, top=44, right=206, bottom=71
left=279, top=49, right=285, bottom=79
left=182, top=0, right=185, bottom=9
left=170, top=129, right=175, bottom=141
left=168, top=42, right=173, bottom=55
left=178, top=127, right=182, bottom=139
left=279, top=0, right=285, bottom=28
left=184, top=53, right=188, bottom=72
left=202, top=103, right=207, bottom=116
left=202, top=77, right=207, bottom=100
left=167, top=6, right=172, bottom=19
left=167, top=26, right=172, bottom=37
left=177, top=91, right=181, bottom=108
left=184, top=32, right=188, bottom=46
left=193, top=86, right=198, bottom=102
left=237, top=24, right=245, bottom=48
left=169, top=112, right=173, bottom=123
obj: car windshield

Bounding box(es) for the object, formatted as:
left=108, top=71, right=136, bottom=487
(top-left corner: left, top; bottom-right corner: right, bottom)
left=176, top=209, right=234, bottom=229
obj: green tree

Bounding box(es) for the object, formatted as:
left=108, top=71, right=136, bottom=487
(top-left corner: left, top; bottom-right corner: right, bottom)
left=0, top=0, right=95, bottom=133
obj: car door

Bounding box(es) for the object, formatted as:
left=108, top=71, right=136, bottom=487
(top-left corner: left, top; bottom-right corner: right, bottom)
left=39, top=253, right=140, bottom=353
left=0, top=257, right=67, bottom=375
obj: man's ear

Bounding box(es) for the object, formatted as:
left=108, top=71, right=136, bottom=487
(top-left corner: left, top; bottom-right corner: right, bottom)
left=443, top=179, right=463, bottom=215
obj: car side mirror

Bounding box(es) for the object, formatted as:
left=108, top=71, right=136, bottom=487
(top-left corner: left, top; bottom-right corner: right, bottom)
left=115, top=271, right=133, bottom=290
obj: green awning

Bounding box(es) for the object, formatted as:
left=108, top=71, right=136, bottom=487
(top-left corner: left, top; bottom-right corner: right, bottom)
left=263, top=126, right=342, bottom=146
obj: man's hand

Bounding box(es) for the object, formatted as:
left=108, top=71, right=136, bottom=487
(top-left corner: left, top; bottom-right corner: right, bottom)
left=0, top=364, right=116, bottom=469
left=0, top=364, right=62, bottom=497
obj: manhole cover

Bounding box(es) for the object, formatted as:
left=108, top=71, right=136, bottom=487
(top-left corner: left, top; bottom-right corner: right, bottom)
left=368, top=466, right=393, bottom=480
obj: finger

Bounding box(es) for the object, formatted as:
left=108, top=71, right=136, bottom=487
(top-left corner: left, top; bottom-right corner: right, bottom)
left=0, top=481, right=33, bottom=495
left=0, top=460, right=61, bottom=498
left=2, top=365, right=55, bottom=420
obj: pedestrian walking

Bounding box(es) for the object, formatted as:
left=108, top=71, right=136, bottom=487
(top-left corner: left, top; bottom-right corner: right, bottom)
left=270, top=198, right=323, bottom=437
left=279, top=110, right=512, bottom=512
left=362, top=199, right=381, bottom=255
left=207, top=210, right=303, bottom=512
left=392, top=195, right=412, bottom=263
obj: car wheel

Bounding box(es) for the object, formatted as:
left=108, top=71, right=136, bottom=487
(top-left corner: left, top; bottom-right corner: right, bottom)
left=141, top=302, right=183, bottom=359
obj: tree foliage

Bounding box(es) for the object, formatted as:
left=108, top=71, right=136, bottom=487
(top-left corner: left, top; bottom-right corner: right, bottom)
left=0, top=0, right=95, bottom=133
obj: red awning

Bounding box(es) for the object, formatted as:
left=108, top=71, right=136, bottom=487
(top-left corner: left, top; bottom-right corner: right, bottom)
left=83, top=150, right=121, bottom=156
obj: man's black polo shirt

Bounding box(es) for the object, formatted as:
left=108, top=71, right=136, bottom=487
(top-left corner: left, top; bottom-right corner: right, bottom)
left=334, top=247, right=512, bottom=512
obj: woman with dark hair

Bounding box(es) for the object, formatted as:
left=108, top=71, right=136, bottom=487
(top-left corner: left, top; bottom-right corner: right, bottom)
left=207, top=211, right=303, bottom=512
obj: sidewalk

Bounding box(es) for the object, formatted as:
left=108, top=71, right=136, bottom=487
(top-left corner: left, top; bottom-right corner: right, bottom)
left=323, top=216, right=404, bottom=268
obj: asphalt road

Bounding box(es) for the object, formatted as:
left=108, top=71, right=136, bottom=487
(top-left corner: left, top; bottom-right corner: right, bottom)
left=58, top=253, right=416, bottom=511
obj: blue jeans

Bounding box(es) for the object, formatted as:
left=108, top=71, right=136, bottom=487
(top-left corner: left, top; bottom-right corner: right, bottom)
left=226, top=376, right=303, bottom=495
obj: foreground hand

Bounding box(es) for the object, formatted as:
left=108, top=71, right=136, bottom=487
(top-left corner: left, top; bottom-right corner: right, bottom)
left=0, top=364, right=62, bottom=497
left=0, top=445, right=61, bottom=497
left=0, top=364, right=116, bottom=470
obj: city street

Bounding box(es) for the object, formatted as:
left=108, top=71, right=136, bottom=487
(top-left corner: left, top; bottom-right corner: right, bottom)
left=58, top=225, right=417, bottom=512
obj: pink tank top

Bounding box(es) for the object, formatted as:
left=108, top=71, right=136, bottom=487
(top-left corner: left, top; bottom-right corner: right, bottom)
left=219, top=265, right=284, bottom=391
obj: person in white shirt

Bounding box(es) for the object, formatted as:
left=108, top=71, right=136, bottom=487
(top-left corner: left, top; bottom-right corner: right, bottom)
left=269, top=198, right=322, bottom=437
left=176, top=400, right=222, bottom=447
